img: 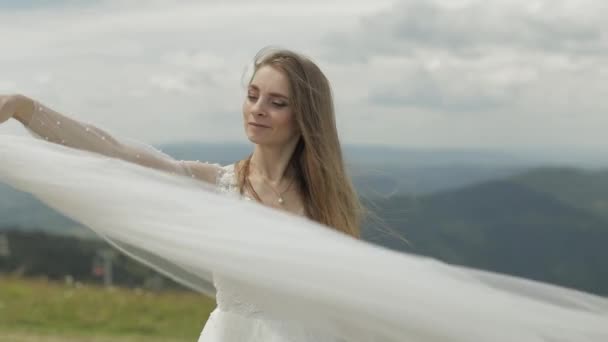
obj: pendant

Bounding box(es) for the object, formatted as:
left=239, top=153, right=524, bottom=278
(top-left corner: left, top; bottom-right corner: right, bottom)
left=278, top=197, right=284, bottom=205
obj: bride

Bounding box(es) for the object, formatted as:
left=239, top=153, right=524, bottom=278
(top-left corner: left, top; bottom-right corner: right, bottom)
left=0, top=47, right=607, bottom=342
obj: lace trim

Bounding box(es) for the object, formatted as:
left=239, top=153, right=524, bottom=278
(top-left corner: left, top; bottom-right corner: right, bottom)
left=216, top=164, right=253, bottom=201
left=214, top=276, right=264, bottom=317
left=214, top=164, right=260, bottom=317
left=216, top=164, right=236, bottom=194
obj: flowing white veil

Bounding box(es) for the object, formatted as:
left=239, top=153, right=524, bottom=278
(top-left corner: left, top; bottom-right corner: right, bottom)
left=1, top=134, right=607, bottom=342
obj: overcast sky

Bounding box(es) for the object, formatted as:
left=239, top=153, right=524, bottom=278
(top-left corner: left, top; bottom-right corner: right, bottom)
left=0, top=0, right=606, bottom=149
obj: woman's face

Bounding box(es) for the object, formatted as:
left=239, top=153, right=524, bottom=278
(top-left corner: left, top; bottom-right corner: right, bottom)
left=243, top=65, right=299, bottom=146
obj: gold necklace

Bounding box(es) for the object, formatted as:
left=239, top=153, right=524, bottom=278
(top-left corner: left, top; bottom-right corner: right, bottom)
left=260, top=175, right=294, bottom=205
left=245, top=156, right=295, bottom=205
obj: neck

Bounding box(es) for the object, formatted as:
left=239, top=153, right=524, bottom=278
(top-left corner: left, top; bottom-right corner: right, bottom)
left=249, top=139, right=299, bottom=182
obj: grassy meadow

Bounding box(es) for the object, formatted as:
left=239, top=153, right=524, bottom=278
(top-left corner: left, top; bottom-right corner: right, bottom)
left=0, top=276, right=216, bottom=341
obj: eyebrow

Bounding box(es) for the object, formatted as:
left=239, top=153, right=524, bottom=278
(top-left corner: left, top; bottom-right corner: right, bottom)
left=248, top=84, right=289, bottom=100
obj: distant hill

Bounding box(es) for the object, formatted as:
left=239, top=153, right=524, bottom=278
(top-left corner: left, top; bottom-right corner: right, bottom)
left=513, top=168, right=608, bottom=222
left=0, top=229, right=184, bottom=290
left=365, top=175, right=608, bottom=296
left=0, top=182, right=92, bottom=238
left=160, top=142, right=608, bottom=169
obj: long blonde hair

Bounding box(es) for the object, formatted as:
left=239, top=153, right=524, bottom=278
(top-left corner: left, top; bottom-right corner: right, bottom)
left=237, top=47, right=364, bottom=238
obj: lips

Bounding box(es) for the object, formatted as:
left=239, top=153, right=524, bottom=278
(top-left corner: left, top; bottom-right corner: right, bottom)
left=248, top=122, right=270, bottom=128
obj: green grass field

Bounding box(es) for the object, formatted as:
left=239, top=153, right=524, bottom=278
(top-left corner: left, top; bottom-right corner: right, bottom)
left=0, top=276, right=216, bottom=341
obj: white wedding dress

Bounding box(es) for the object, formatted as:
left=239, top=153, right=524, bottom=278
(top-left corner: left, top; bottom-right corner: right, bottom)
left=1, top=102, right=607, bottom=341
left=199, top=164, right=337, bottom=342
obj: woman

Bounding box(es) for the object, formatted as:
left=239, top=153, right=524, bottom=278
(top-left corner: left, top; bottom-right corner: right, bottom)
left=1, top=48, right=361, bottom=237
left=0, top=48, right=362, bottom=341
left=1, top=48, right=607, bottom=342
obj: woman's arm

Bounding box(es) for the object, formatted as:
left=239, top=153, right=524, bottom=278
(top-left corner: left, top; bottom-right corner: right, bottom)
left=6, top=94, right=220, bottom=184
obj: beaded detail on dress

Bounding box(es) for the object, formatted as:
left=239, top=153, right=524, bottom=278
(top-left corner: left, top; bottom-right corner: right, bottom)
left=216, top=164, right=252, bottom=200
left=213, top=164, right=262, bottom=317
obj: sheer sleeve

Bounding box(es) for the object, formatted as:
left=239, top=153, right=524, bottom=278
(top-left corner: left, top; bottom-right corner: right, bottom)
left=18, top=100, right=221, bottom=184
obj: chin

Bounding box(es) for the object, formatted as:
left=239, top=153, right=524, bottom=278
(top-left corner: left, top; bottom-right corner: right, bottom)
left=247, top=134, right=286, bottom=147
left=245, top=128, right=292, bottom=146
left=246, top=136, right=260, bottom=144
left=245, top=133, right=266, bottom=145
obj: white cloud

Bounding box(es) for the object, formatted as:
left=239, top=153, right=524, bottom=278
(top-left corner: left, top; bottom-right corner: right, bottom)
left=0, top=0, right=606, bottom=150
left=319, top=0, right=608, bottom=147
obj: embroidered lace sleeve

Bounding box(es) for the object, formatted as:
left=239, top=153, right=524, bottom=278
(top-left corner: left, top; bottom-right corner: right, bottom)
left=19, top=100, right=221, bottom=184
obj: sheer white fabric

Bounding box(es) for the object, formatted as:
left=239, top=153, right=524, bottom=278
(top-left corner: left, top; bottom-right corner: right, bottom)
left=0, top=104, right=607, bottom=341
left=199, top=164, right=339, bottom=341
left=17, top=100, right=222, bottom=294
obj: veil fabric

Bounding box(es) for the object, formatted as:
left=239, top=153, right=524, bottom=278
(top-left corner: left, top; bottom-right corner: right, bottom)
left=1, top=134, right=607, bottom=341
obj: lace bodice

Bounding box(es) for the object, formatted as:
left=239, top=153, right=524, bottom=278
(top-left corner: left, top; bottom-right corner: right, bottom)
left=213, top=164, right=264, bottom=317
left=216, top=164, right=252, bottom=201
left=208, top=164, right=339, bottom=341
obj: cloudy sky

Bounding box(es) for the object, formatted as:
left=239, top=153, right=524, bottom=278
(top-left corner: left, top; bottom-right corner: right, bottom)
left=0, top=0, right=606, bottom=149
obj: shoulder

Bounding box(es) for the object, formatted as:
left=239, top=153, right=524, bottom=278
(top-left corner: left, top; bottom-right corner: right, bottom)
left=216, top=163, right=242, bottom=193
left=217, top=163, right=237, bottom=184
left=180, top=161, right=241, bottom=187
left=179, top=160, right=225, bottom=185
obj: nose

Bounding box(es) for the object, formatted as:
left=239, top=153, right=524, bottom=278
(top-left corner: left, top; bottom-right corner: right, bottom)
left=250, top=98, right=267, bottom=117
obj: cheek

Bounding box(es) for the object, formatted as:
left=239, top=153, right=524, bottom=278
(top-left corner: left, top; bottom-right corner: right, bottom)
left=275, top=112, right=293, bottom=129
left=275, top=111, right=297, bottom=134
